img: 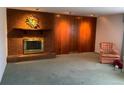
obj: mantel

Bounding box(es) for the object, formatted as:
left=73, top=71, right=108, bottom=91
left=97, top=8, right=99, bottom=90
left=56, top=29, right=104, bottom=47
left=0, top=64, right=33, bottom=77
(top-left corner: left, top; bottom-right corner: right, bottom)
left=13, top=28, right=52, bottom=31
left=8, top=28, right=52, bottom=38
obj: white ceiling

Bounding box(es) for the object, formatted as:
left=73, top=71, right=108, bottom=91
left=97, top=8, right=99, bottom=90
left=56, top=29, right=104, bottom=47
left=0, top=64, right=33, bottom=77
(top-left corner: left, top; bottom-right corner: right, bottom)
left=9, top=7, right=124, bottom=16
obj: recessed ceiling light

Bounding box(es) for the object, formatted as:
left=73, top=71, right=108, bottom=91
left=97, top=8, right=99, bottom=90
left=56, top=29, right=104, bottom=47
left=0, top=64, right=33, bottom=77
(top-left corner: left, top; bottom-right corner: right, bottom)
left=56, top=14, right=60, bottom=18
left=63, top=11, right=71, bottom=15
left=76, top=16, right=81, bottom=19
left=35, top=8, right=40, bottom=11
left=90, top=14, right=94, bottom=16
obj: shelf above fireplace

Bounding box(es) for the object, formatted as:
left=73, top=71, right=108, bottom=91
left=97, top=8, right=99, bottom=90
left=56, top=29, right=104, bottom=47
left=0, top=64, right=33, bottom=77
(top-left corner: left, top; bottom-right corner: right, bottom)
left=13, top=28, right=52, bottom=31
left=8, top=28, right=52, bottom=38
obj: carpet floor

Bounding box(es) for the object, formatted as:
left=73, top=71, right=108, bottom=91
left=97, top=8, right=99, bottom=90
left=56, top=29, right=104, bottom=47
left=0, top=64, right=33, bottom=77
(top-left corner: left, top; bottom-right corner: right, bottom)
left=1, top=52, right=124, bottom=85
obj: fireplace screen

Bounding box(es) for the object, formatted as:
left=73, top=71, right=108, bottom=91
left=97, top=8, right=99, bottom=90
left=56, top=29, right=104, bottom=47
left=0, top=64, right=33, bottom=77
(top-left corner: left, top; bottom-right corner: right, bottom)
left=24, top=38, right=44, bottom=54
left=26, top=41, right=41, bottom=50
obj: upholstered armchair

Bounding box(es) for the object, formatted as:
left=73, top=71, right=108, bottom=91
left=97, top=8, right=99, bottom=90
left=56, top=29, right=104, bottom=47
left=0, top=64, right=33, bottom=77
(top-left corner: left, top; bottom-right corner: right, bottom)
left=99, top=42, right=120, bottom=64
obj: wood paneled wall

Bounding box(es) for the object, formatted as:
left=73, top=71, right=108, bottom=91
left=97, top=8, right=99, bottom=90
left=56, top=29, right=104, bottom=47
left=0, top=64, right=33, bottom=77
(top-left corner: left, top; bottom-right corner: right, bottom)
left=54, top=15, right=72, bottom=54
left=77, top=17, right=97, bottom=52
left=7, top=9, right=97, bottom=56
left=7, top=9, right=55, bottom=55
left=54, top=15, right=97, bottom=54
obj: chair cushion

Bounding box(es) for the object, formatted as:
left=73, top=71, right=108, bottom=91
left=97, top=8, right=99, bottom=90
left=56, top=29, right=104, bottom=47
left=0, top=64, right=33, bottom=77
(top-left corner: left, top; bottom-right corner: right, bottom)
left=101, top=54, right=120, bottom=58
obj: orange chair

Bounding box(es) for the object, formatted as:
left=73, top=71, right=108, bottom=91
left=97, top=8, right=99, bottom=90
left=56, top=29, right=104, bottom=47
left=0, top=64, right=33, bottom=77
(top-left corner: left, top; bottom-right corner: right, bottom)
left=99, top=42, right=120, bottom=64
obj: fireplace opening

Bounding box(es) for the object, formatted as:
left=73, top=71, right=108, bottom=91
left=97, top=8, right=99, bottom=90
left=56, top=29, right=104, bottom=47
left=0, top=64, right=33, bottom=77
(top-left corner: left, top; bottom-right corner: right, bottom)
left=24, top=38, right=44, bottom=54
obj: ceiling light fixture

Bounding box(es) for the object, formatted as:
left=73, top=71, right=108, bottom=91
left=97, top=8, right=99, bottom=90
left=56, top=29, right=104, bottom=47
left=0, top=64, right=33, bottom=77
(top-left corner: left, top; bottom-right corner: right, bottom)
left=56, top=14, right=60, bottom=18
left=63, top=11, right=71, bottom=15
left=90, top=14, right=94, bottom=17
left=76, top=16, right=81, bottom=19
left=35, top=8, right=40, bottom=11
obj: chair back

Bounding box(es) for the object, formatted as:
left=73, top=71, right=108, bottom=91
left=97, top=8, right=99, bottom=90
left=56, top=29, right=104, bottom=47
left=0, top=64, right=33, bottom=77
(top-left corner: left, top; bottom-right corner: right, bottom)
left=100, top=42, right=113, bottom=54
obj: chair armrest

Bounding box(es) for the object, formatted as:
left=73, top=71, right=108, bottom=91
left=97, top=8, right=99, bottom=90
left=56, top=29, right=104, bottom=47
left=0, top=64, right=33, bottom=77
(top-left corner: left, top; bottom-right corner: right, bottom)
left=112, top=44, right=120, bottom=54
left=113, top=48, right=119, bottom=54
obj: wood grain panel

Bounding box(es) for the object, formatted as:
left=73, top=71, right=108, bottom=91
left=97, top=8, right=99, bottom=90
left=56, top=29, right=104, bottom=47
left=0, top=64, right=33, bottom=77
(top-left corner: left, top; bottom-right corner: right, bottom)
left=77, top=17, right=97, bottom=52
left=54, top=15, right=71, bottom=54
